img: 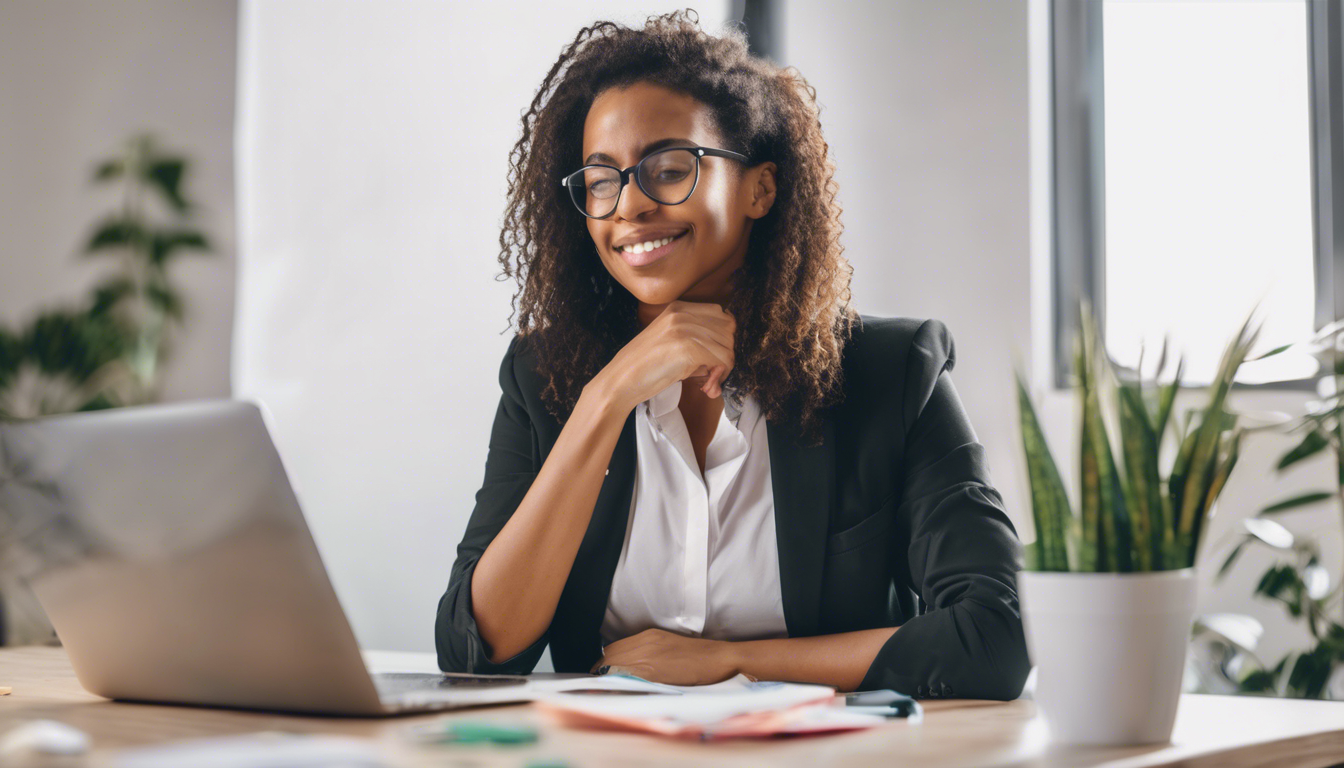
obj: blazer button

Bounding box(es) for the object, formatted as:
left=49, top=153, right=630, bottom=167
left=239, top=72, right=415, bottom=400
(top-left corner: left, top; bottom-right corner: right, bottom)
left=915, top=684, right=928, bottom=697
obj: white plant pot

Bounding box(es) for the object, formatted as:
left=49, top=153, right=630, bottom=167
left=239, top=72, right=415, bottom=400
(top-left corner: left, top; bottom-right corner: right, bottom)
left=1017, top=567, right=1197, bottom=746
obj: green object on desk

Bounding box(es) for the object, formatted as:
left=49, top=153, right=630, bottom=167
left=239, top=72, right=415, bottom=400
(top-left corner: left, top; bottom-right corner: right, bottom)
left=427, top=721, right=539, bottom=746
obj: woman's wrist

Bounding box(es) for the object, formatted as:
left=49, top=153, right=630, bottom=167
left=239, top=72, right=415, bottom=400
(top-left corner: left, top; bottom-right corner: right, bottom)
left=581, top=371, right=633, bottom=420
left=716, top=638, right=746, bottom=679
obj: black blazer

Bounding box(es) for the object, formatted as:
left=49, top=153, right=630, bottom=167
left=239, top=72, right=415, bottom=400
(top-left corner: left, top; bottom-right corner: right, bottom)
left=436, top=314, right=1031, bottom=701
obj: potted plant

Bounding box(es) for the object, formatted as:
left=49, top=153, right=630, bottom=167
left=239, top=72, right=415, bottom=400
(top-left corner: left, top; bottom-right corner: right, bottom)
left=1013, top=297, right=1262, bottom=745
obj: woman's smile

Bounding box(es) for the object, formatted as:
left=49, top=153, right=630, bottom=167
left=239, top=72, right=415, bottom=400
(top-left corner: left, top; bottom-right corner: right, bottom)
left=618, top=229, right=690, bottom=268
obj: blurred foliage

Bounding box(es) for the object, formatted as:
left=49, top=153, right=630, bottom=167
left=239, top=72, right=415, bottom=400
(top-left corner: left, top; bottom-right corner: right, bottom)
left=0, top=133, right=213, bottom=418
left=1203, top=317, right=1344, bottom=699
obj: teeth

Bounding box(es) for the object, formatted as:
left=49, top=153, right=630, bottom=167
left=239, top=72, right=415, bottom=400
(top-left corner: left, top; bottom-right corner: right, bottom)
left=620, top=232, right=683, bottom=254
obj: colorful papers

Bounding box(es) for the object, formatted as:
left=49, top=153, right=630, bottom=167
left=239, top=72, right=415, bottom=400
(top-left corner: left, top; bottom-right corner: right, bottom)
left=533, top=674, right=889, bottom=739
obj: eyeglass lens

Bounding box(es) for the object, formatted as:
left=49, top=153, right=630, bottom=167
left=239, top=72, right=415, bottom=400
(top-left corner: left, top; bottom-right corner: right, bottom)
left=567, top=149, right=697, bottom=218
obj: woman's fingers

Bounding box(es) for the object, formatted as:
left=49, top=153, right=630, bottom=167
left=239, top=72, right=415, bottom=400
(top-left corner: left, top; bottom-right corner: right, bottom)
left=686, top=332, right=730, bottom=398
left=702, top=365, right=724, bottom=397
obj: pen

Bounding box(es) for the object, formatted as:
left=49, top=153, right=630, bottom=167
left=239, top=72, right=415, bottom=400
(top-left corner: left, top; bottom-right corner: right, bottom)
left=845, top=704, right=923, bottom=719
left=843, top=689, right=922, bottom=718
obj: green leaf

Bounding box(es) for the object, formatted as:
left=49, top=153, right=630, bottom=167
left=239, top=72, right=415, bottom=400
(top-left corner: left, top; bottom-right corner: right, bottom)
left=1195, top=424, right=1243, bottom=552
left=1217, top=537, right=1249, bottom=581
left=1177, top=306, right=1263, bottom=564
left=145, top=159, right=190, bottom=213
left=148, top=230, right=211, bottom=265
left=1251, top=565, right=1285, bottom=598
left=1287, top=643, right=1335, bottom=698
left=76, top=392, right=119, bottom=412
left=88, top=278, right=134, bottom=317
left=1245, top=341, right=1294, bottom=362
left=1075, top=303, right=1103, bottom=571
left=1260, top=491, right=1335, bottom=515
left=1076, top=301, right=1133, bottom=572
left=85, top=219, right=147, bottom=252
left=1238, top=668, right=1279, bottom=694
left=0, top=325, right=22, bottom=394
left=1255, top=564, right=1306, bottom=617
left=1119, top=377, right=1163, bottom=570
left=1169, top=415, right=1199, bottom=536
left=1277, top=429, right=1330, bottom=472
left=93, top=159, right=124, bottom=181
left=1014, top=364, right=1073, bottom=571
left=145, top=283, right=184, bottom=321
left=21, top=309, right=130, bottom=382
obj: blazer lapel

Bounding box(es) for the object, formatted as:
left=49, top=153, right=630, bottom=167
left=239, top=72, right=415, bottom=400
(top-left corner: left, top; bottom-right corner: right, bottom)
left=767, top=411, right=835, bottom=639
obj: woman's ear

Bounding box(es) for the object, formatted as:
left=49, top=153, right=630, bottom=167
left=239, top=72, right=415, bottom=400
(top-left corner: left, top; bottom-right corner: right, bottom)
left=747, top=162, right=778, bottom=219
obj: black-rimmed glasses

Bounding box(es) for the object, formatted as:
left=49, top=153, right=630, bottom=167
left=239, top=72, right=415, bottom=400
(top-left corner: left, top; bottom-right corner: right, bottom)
left=560, top=146, right=750, bottom=219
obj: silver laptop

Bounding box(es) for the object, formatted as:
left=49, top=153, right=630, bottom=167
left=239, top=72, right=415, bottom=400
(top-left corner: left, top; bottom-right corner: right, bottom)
left=0, top=399, right=571, bottom=716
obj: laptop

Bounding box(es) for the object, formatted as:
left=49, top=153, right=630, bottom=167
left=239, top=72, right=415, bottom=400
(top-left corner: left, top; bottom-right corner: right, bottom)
left=0, top=399, right=576, bottom=716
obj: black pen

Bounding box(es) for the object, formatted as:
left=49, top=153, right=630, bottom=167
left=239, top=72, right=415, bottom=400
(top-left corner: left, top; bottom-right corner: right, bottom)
left=843, top=689, right=923, bottom=718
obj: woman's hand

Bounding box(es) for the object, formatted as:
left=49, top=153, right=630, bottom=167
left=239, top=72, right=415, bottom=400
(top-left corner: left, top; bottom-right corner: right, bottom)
left=590, top=300, right=736, bottom=413
left=590, top=628, right=740, bottom=686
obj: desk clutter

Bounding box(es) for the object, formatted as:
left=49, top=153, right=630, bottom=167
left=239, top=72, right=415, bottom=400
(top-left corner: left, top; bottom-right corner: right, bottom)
left=0, top=673, right=918, bottom=764
left=529, top=673, right=909, bottom=739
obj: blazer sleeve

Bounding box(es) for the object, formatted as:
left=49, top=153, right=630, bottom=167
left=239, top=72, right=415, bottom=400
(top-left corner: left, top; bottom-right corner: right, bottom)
left=435, top=333, right=550, bottom=674
left=857, top=318, right=1032, bottom=701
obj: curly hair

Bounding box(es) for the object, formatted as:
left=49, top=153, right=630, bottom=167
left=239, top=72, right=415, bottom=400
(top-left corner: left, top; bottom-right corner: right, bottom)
left=497, top=8, right=857, bottom=446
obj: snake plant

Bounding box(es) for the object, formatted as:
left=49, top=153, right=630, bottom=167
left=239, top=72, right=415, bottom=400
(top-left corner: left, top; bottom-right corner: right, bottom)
left=1017, top=298, right=1264, bottom=572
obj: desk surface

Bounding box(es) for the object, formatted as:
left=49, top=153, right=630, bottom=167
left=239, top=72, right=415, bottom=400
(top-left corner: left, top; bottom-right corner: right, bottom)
left=2, top=646, right=1344, bottom=768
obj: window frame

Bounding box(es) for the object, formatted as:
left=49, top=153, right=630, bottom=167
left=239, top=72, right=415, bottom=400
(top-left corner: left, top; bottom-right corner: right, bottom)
left=1050, top=0, right=1343, bottom=392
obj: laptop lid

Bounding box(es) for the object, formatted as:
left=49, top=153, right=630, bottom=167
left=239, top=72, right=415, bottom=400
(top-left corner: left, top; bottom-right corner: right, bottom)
left=0, top=400, right=388, bottom=716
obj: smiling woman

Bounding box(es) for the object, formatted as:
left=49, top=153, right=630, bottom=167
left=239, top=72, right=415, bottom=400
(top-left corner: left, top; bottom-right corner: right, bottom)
left=436, top=8, right=1031, bottom=700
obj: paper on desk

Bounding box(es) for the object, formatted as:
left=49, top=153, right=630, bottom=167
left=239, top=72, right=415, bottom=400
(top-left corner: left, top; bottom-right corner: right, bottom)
left=524, top=673, right=688, bottom=695
left=377, top=670, right=689, bottom=709
left=533, top=674, right=889, bottom=739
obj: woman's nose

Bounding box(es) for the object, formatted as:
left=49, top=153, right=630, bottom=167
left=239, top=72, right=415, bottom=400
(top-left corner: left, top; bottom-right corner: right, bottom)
left=614, top=176, right=658, bottom=220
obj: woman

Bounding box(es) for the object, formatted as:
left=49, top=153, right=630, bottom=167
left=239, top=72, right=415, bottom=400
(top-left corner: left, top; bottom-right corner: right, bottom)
left=435, top=9, right=1030, bottom=700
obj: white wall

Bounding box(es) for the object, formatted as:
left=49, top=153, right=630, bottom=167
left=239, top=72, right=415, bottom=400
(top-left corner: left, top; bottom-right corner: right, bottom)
left=0, top=0, right=237, bottom=644
left=235, top=1, right=734, bottom=668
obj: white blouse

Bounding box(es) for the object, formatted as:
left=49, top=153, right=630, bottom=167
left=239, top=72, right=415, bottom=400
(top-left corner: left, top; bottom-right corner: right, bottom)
left=599, top=378, right=790, bottom=646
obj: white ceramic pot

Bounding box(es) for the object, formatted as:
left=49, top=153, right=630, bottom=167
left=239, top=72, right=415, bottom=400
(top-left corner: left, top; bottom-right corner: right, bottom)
left=1017, top=567, right=1197, bottom=746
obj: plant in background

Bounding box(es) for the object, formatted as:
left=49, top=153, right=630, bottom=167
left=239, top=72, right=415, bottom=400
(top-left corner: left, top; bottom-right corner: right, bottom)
left=0, top=132, right=212, bottom=418
left=1015, top=298, right=1263, bottom=573
left=1198, top=317, right=1344, bottom=699
left=0, top=132, right=212, bottom=647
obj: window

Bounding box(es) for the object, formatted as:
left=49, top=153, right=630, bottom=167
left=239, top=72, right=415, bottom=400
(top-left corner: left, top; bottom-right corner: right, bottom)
left=1051, top=0, right=1343, bottom=390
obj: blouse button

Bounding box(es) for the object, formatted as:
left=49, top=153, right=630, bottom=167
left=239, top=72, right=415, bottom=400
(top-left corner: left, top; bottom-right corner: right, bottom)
left=605, top=469, right=610, bottom=476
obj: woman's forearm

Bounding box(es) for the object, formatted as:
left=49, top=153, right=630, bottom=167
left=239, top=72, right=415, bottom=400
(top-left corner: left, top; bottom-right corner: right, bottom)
left=471, top=378, right=631, bottom=663
left=723, top=626, right=901, bottom=692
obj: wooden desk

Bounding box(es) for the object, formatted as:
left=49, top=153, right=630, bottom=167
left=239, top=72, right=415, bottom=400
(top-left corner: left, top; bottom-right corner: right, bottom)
left=2, top=646, right=1343, bottom=767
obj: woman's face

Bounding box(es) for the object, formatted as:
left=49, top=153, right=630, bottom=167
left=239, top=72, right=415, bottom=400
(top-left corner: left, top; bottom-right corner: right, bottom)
left=579, top=81, right=776, bottom=324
